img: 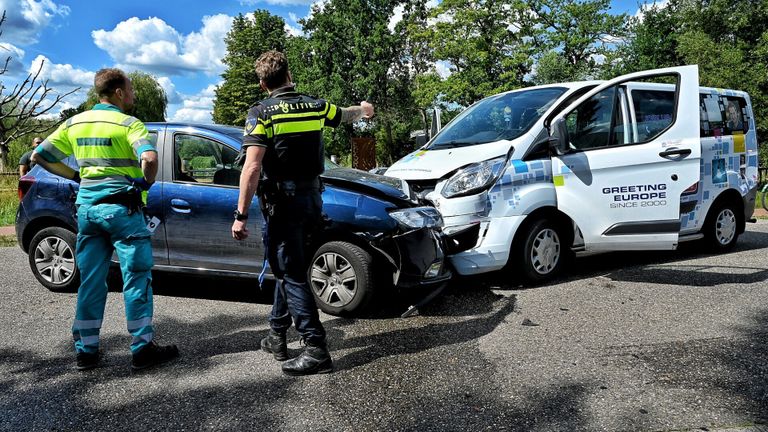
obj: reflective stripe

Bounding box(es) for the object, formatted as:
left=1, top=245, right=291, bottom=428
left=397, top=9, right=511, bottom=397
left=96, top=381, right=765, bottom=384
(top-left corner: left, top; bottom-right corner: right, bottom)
left=327, top=104, right=337, bottom=120
left=65, top=118, right=74, bottom=128
left=80, top=175, right=133, bottom=186
left=79, top=158, right=140, bottom=168
left=121, top=116, right=139, bottom=127
left=131, top=332, right=154, bottom=345
left=127, top=317, right=153, bottom=331
left=131, top=138, right=152, bottom=152
left=273, top=119, right=323, bottom=135
left=77, top=138, right=113, bottom=146
left=320, top=103, right=330, bottom=117
left=79, top=335, right=100, bottom=346
left=74, top=319, right=103, bottom=329
left=271, top=111, right=322, bottom=121
left=40, top=139, right=68, bottom=160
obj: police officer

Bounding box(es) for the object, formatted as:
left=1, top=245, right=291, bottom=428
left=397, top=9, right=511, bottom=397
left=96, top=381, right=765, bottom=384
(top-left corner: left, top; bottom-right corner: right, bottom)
left=232, top=50, right=373, bottom=376
left=31, top=68, right=179, bottom=371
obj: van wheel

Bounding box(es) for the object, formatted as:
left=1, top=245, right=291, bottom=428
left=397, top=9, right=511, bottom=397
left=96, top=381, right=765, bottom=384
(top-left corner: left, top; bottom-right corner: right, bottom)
left=28, top=227, right=80, bottom=292
left=309, top=241, right=374, bottom=316
left=703, top=201, right=741, bottom=252
left=513, top=218, right=568, bottom=284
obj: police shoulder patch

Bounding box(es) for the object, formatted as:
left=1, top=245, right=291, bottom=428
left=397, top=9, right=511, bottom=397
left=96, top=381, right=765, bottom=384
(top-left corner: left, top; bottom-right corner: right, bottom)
left=245, top=116, right=258, bottom=135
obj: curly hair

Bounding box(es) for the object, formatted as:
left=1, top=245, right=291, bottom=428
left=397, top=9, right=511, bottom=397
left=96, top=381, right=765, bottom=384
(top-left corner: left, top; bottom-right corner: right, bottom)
left=94, top=68, right=129, bottom=98
left=254, top=50, right=290, bottom=90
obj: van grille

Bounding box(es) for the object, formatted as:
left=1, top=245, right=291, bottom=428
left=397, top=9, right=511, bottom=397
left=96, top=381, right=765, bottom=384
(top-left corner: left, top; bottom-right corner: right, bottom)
left=406, top=179, right=438, bottom=202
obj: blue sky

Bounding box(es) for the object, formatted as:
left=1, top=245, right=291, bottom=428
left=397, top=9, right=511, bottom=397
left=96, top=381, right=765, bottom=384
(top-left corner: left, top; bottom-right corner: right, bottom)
left=0, top=0, right=651, bottom=123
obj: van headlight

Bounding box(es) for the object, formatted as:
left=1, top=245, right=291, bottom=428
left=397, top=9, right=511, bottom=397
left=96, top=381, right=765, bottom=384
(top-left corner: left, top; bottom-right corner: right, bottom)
left=388, top=207, right=443, bottom=229
left=441, top=156, right=508, bottom=198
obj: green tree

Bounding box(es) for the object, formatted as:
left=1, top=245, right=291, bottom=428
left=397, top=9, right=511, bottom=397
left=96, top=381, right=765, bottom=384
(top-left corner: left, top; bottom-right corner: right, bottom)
left=81, top=71, right=168, bottom=122
left=213, top=11, right=287, bottom=126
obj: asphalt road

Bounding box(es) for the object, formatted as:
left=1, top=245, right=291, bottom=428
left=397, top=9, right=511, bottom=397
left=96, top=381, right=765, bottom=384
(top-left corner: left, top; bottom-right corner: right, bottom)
left=2, top=222, right=768, bottom=431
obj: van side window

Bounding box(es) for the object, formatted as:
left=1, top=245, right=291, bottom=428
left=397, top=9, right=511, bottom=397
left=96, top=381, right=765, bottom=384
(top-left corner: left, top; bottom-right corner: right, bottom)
left=700, top=94, right=749, bottom=137
left=565, top=86, right=620, bottom=150
left=630, top=90, right=675, bottom=142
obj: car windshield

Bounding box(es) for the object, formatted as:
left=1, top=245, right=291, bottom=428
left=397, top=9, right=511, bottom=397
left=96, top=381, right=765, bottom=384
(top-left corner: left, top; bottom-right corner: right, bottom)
left=429, top=87, right=567, bottom=149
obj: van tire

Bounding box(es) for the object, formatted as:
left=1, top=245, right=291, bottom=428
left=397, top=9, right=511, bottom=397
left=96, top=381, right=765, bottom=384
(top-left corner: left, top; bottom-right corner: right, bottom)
left=308, top=241, right=374, bottom=316
left=703, top=201, right=741, bottom=252
left=28, top=227, right=80, bottom=292
left=513, top=218, right=568, bottom=284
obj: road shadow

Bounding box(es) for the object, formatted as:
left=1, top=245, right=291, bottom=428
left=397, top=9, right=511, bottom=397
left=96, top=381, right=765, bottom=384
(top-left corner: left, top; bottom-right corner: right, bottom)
left=474, top=225, right=768, bottom=290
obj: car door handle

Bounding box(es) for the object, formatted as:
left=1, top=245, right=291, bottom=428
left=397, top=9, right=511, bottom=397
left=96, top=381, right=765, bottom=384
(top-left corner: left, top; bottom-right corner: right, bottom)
left=659, top=148, right=692, bottom=159
left=170, top=199, right=191, bottom=214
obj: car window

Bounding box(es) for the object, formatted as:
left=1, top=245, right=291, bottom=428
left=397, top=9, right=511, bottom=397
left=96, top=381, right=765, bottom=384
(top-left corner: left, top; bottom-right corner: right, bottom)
left=174, top=134, right=241, bottom=187
left=700, top=94, right=749, bottom=137
left=565, top=74, right=679, bottom=150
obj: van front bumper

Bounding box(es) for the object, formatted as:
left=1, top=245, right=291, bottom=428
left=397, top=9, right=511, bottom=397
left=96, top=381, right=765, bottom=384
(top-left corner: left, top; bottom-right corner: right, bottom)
left=447, top=215, right=527, bottom=276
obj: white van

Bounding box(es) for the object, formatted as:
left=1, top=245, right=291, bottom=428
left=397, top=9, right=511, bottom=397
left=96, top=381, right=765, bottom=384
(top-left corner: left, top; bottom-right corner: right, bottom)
left=386, top=65, right=759, bottom=283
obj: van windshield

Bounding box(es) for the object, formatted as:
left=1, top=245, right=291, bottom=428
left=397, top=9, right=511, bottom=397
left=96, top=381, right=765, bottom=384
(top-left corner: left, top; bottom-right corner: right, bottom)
left=429, top=87, right=566, bottom=149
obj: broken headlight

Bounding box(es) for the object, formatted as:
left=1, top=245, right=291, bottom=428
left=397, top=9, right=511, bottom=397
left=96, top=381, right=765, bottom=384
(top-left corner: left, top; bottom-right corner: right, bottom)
left=441, top=155, right=507, bottom=198
left=388, top=206, right=443, bottom=229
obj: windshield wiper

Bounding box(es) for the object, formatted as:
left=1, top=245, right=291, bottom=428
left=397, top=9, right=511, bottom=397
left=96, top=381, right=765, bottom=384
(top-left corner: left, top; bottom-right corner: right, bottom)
left=431, top=140, right=484, bottom=149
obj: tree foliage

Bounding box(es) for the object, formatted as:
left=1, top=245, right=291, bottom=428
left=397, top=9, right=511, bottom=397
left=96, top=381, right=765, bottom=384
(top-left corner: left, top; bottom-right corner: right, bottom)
left=212, top=11, right=287, bottom=126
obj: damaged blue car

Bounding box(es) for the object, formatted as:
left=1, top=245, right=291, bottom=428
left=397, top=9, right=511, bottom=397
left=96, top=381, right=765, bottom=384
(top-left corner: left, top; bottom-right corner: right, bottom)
left=15, top=123, right=454, bottom=316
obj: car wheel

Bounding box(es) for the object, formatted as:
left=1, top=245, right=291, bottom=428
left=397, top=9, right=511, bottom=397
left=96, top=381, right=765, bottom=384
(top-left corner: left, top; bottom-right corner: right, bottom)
left=309, top=241, right=374, bottom=316
left=28, top=227, right=80, bottom=292
left=513, top=218, right=568, bottom=284
left=703, top=201, right=741, bottom=252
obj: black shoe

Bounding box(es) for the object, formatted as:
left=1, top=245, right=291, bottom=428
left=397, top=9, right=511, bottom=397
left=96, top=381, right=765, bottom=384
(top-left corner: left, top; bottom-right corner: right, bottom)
left=281, top=341, right=333, bottom=376
left=131, top=341, right=179, bottom=371
left=261, top=329, right=288, bottom=361
left=76, top=351, right=99, bottom=371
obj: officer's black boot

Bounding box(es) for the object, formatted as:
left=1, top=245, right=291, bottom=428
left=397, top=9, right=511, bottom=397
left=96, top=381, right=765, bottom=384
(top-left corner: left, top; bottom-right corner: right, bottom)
left=260, top=329, right=289, bottom=361
left=281, top=340, right=333, bottom=376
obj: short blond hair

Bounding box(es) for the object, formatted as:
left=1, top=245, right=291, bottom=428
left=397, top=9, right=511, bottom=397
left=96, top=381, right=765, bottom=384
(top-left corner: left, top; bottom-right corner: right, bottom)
left=255, top=51, right=289, bottom=90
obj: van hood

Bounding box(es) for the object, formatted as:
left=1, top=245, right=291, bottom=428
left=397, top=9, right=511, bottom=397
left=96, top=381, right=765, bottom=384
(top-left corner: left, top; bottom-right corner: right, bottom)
left=385, top=139, right=512, bottom=180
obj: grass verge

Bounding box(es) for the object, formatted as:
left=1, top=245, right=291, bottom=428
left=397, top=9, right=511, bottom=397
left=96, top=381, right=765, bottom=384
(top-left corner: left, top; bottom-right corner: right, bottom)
left=0, top=235, right=18, bottom=247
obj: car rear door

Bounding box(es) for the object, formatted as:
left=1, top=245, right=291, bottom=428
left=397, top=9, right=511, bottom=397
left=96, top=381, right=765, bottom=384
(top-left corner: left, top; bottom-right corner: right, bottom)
left=549, top=65, right=701, bottom=251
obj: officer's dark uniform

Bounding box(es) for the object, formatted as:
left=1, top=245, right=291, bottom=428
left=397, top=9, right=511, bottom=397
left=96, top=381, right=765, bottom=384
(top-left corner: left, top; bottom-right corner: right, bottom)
left=243, top=85, right=342, bottom=347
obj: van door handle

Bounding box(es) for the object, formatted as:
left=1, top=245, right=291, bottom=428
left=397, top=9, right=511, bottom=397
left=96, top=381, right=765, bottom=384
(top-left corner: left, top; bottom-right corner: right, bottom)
left=170, top=199, right=191, bottom=214
left=659, top=148, right=692, bottom=159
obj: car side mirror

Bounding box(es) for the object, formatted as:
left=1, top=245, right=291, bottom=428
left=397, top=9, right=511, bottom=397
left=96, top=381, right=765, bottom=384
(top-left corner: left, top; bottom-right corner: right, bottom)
left=548, top=118, right=570, bottom=156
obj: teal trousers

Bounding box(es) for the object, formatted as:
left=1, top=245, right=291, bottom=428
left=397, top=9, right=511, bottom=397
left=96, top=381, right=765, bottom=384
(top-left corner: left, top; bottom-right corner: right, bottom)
left=73, top=203, right=154, bottom=354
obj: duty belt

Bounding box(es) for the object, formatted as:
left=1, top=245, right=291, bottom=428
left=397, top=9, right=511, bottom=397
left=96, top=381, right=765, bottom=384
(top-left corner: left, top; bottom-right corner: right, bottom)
left=276, top=178, right=321, bottom=194
left=93, top=190, right=144, bottom=215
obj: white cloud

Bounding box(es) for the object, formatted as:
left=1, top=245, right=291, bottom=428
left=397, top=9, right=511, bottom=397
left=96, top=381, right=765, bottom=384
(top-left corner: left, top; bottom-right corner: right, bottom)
left=0, top=0, right=70, bottom=45
left=389, top=4, right=405, bottom=32
left=29, top=55, right=94, bottom=87
left=92, top=14, right=233, bottom=76
left=169, top=84, right=218, bottom=123
left=156, top=76, right=182, bottom=104
left=0, top=42, right=26, bottom=75
left=435, top=60, right=452, bottom=79
left=285, top=23, right=304, bottom=37
left=634, top=0, right=670, bottom=22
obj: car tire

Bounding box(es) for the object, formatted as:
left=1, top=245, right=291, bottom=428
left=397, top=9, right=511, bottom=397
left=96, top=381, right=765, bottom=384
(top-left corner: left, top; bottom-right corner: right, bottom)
left=309, top=241, right=374, bottom=316
left=703, top=200, right=741, bottom=252
left=28, top=227, right=80, bottom=292
left=513, top=217, right=568, bottom=284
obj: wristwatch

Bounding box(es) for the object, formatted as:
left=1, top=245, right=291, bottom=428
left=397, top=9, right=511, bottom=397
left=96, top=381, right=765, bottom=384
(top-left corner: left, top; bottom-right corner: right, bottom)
left=233, top=209, right=248, bottom=221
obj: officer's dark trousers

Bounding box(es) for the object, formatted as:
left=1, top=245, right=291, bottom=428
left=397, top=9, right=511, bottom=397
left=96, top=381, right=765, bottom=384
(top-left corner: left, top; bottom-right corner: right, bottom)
left=266, top=189, right=326, bottom=344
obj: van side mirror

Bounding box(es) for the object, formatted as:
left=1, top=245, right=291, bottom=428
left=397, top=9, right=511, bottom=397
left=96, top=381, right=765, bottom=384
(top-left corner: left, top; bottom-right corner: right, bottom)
left=548, top=118, right=570, bottom=156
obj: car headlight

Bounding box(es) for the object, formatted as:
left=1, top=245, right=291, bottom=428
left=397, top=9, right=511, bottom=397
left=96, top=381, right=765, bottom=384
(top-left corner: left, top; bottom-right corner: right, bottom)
left=441, top=156, right=508, bottom=198
left=388, top=206, right=443, bottom=229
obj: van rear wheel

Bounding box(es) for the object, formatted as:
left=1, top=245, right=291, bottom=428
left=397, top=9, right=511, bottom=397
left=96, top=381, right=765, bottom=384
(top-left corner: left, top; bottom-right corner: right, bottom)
left=703, top=201, right=741, bottom=252
left=513, top=218, right=568, bottom=284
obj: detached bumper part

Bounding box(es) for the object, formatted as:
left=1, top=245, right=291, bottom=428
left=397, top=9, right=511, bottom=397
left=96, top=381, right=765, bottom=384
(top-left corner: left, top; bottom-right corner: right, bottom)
left=390, top=227, right=452, bottom=288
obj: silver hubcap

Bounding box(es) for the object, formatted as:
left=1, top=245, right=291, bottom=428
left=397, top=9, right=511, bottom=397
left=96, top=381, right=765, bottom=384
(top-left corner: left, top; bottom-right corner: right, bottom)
left=311, top=252, right=357, bottom=307
left=34, top=236, right=76, bottom=285
left=531, top=228, right=561, bottom=275
left=715, top=208, right=736, bottom=245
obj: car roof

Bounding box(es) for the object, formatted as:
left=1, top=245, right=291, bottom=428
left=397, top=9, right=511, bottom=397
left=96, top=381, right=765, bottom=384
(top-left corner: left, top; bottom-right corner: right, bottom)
left=145, top=122, right=243, bottom=137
